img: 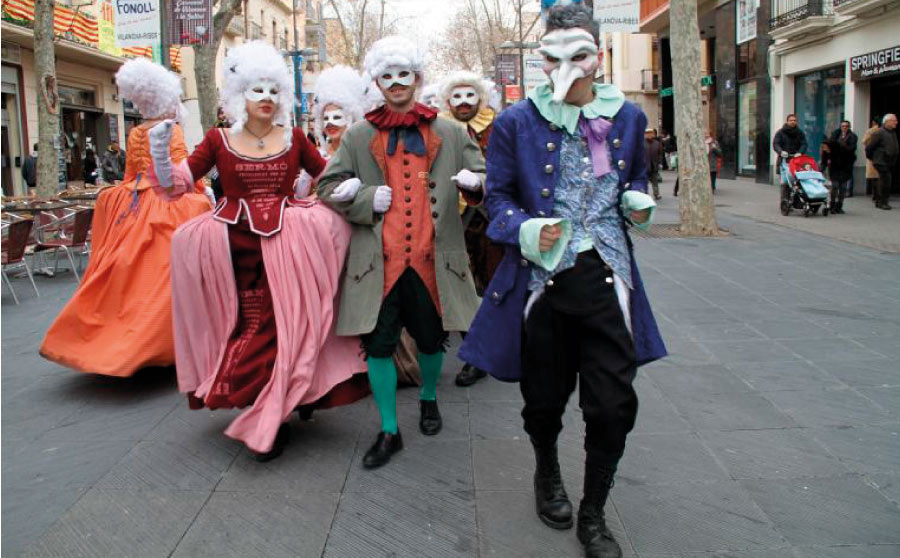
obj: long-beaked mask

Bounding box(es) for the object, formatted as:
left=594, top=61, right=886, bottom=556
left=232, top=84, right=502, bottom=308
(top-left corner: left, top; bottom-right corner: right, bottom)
left=244, top=80, right=280, bottom=103
left=376, top=66, right=416, bottom=90
left=538, top=28, right=600, bottom=103
left=449, top=86, right=480, bottom=108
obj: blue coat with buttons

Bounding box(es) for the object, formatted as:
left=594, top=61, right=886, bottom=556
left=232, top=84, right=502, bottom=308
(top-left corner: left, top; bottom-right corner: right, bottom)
left=458, top=99, right=667, bottom=382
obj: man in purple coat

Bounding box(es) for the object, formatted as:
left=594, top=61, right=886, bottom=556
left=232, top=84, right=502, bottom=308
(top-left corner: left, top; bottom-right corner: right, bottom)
left=459, top=5, right=666, bottom=557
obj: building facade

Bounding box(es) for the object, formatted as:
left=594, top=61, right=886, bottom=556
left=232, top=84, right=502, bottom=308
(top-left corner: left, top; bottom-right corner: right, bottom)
left=769, top=0, right=899, bottom=188
left=599, top=32, right=661, bottom=130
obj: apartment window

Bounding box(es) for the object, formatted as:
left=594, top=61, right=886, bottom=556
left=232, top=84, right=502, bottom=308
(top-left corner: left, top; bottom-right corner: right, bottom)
left=737, top=40, right=757, bottom=80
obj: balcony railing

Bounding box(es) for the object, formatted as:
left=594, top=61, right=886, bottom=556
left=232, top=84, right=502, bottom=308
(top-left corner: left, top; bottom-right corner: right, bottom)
left=225, top=17, right=244, bottom=36
left=641, top=69, right=660, bottom=92
left=250, top=22, right=263, bottom=41
left=770, top=0, right=833, bottom=29
left=832, top=0, right=855, bottom=6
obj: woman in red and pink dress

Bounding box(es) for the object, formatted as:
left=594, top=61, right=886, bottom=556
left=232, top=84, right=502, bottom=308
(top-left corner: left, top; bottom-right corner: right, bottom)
left=149, top=41, right=367, bottom=461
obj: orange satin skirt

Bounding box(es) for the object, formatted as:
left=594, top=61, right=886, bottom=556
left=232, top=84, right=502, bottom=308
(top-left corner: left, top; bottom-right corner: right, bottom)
left=39, top=184, right=211, bottom=376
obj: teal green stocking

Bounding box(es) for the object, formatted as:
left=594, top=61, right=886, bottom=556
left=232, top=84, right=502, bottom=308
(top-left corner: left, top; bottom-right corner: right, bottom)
left=367, top=356, right=398, bottom=434
left=418, top=351, right=444, bottom=401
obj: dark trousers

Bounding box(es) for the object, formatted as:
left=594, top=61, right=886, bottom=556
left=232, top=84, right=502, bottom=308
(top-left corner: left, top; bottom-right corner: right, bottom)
left=520, top=251, right=638, bottom=468
left=361, top=268, right=447, bottom=358
left=830, top=179, right=848, bottom=208
left=875, top=167, right=893, bottom=205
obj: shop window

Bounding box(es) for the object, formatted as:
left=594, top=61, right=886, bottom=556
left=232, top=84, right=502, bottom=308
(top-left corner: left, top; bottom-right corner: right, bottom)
left=737, top=40, right=757, bottom=81
left=58, top=85, right=96, bottom=107
left=795, top=65, right=845, bottom=160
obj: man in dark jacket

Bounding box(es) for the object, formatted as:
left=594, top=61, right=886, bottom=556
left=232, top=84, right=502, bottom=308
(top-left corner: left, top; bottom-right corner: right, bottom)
left=830, top=121, right=857, bottom=198
left=866, top=113, right=899, bottom=210
left=100, top=141, right=126, bottom=182
left=644, top=128, right=663, bottom=199
left=773, top=114, right=807, bottom=173
left=21, top=143, right=38, bottom=192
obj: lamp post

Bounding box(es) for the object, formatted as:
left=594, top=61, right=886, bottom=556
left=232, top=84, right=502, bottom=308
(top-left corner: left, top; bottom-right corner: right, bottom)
left=291, top=47, right=317, bottom=127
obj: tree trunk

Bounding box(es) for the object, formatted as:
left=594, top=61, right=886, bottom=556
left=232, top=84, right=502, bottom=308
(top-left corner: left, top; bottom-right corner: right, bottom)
left=194, top=0, right=242, bottom=132
left=670, top=0, right=718, bottom=236
left=33, top=0, right=59, bottom=198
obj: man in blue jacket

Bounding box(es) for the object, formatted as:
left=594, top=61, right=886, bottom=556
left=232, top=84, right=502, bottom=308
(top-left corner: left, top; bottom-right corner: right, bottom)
left=459, top=5, right=666, bottom=557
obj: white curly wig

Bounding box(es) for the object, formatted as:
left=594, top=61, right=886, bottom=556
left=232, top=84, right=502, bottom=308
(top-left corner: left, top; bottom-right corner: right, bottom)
left=363, top=35, right=426, bottom=84
left=115, top=58, right=185, bottom=121
left=221, top=41, right=294, bottom=145
left=312, top=65, right=368, bottom=142
left=438, top=70, right=487, bottom=111
left=419, top=83, right=441, bottom=109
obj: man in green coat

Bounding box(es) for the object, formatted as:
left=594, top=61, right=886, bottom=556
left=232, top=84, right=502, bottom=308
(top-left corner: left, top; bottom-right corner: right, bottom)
left=318, top=36, right=486, bottom=469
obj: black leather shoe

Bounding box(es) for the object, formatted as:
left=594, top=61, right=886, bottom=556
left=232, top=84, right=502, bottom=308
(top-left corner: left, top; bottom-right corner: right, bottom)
left=363, top=430, right=403, bottom=469
left=532, top=441, right=573, bottom=529
left=455, top=364, right=487, bottom=387
left=419, top=399, right=442, bottom=435
left=577, top=467, right=621, bottom=558
left=253, top=423, right=290, bottom=463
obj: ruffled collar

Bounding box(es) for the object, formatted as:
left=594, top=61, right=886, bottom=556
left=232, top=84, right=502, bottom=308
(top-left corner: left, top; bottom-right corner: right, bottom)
left=527, top=83, right=625, bottom=134
left=365, top=102, right=437, bottom=130
left=442, top=107, right=496, bottom=135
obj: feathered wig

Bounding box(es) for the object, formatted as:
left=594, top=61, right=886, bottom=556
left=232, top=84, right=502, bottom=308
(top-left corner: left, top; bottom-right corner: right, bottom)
left=363, top=35, right=426, bottom=84
left=221, top=41, right=294, bottom=146
left=438, top=71, right=487, bottom=111
left=312, top=65, right=368, bottom=142
left=115, top=58, right=185, bottom=121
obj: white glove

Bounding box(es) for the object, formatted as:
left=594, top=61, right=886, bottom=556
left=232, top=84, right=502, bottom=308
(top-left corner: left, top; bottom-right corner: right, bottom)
left=781, top=150, right=789, bottom=158
left=148, top=120, right=175, bottom=188
left=204, top=186, right=216, bottom=206
left=792, top=153, right=802, bottom=158
left=330, top=177, right=361, bottom=202
left=373, top=185, right=392, bottom=213
left=452, top=169, right=481, bottom=191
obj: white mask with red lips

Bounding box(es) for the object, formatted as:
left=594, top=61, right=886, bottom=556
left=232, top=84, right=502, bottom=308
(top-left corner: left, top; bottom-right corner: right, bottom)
left=538, top=28, right=600, bottom=103
left=244, top=80, right=280, bottom=103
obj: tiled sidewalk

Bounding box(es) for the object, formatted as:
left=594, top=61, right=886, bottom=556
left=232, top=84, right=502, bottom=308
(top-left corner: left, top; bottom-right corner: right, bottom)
left=2, top=207, right=899, bottom=557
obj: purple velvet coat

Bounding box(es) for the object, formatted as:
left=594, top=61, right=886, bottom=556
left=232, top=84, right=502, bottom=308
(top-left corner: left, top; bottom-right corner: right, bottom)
left=458, top=99, right=667, bottom=382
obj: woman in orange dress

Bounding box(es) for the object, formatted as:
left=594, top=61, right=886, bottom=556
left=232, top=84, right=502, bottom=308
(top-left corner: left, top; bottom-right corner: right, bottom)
left=39, top=59, right=212, bottom=376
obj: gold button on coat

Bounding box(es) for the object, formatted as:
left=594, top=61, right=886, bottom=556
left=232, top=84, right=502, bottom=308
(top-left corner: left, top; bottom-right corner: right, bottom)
left=617, top=160, right=626, bottom=169
left=546, top=142, right=556, bottom=151
left=544, top=164, right=554, bottom=174
left=612, top=138, right=622, bottom=148
left=540, top=188, right=551, bottom=198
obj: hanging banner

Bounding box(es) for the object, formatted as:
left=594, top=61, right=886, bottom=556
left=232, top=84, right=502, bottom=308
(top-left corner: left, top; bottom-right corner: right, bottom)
left=98, top=0, right=122, bottom=56
left=593, top=0, right=640, bottom=33
left=114, top=0, right=161, bottom=47
left=736, top=0, right=758, bottom=45
left=168, top=0, right=212, bottom=45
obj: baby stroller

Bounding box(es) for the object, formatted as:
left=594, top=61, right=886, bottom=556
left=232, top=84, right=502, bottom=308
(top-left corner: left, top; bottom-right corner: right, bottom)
left=780, top=155, right=830, bottom=217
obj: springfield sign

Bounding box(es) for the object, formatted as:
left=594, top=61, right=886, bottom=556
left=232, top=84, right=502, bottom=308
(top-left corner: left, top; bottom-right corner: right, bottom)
left=850, top=46, right=900, bottom=81
left=114, top=0, right=161, bottom=47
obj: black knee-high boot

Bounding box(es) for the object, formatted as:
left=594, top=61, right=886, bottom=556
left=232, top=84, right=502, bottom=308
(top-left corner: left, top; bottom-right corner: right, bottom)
left=577, top=464, right=621, bottom=558
left=531, top=438, right=573, bottom=529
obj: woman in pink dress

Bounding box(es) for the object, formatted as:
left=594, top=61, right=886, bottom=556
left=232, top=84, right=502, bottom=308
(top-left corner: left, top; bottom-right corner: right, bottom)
left=148, top=41, right=367, bottom=461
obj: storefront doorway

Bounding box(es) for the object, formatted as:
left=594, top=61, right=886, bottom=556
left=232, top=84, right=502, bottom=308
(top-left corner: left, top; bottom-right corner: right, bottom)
left=2, top=64, right=26, bottom=196
left=870, top=74, right=900, bottom=193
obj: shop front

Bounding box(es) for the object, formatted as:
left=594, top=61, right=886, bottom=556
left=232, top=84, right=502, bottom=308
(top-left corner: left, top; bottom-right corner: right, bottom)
left=2, top=52, right=28, bottom=196
left=852, top=45, right=900, bottom=193
left=794, top=65, right=846, bottom=160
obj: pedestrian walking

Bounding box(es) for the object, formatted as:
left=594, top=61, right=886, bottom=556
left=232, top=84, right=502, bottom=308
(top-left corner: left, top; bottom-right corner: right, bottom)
left=459, top=6, right=666, bottom=557
left=773, top=114, right=808, bottom=174
left=830, top=120, right=857, bottom=199
left=318, top=35, right=485, bottom=469
left=155, top=42, right=369, bottom=461
left=863, top=118, right=881, bottom=198
left=100, top=140, right=126, bottom=182
left=82, top=148, right=98, bottom=185
left=40, top=59, right=212, bottom=378
left=706, top=131, right=722, bottom=192
left=866, top=113, right=899, bottom=210
left=644, top=128, right=662, bottom=200
left=439, top=70, right=504, bottom=387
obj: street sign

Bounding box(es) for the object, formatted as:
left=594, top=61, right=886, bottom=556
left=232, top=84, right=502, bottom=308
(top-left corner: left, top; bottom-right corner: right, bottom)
left=114, top=0, right=162, bottom=47
left=495, top=54, right=518, bottom=86
left=168, top=0, right=212, bottom=45
left=701, top=75, right=714, bottom=86
left=660, top=87, right=673, bottom=98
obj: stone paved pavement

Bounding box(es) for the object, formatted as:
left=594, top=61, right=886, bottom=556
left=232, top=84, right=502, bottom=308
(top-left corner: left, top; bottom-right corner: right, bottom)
left=2, top=206, right=900, bottom=557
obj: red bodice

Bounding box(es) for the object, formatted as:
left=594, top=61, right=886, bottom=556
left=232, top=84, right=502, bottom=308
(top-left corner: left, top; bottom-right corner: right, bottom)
left=188, top=127, right=326, bottom=236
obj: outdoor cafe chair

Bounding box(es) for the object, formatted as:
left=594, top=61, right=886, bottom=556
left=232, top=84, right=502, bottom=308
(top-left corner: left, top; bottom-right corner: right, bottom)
left=2, top=217, right=40, bottom=304
left=34, top=207, right=93, bottom=282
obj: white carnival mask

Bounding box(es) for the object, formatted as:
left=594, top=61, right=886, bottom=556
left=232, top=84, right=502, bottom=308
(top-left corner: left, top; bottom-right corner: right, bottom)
left=450, top=86, right=479, bottom=108
left=538, top=28, right=600, bottom=103
left=244, top=80, right=280, bottom=103
left=377, top=66, right=416, bottom=90
left=323, top=108, right=346, bottom=130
